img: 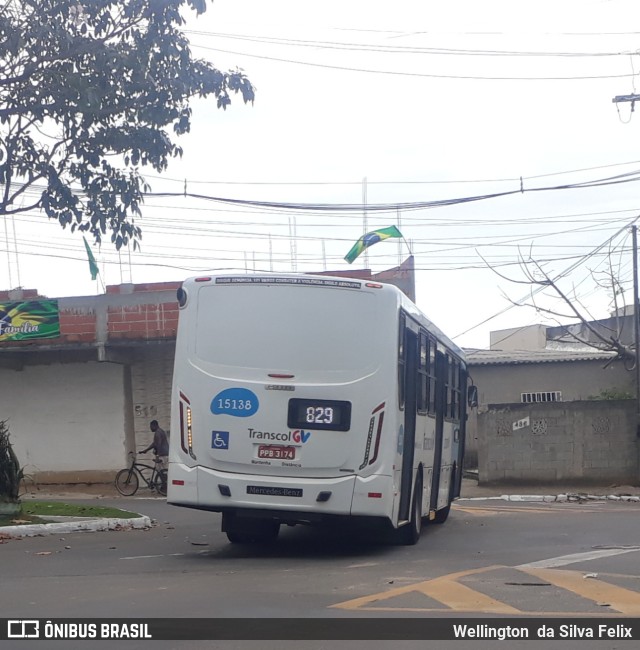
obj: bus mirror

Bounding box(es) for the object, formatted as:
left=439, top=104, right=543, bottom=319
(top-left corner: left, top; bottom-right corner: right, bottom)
left=467, top=385, right=478, bottom=408
left=177, top=287, right=188, bottom=308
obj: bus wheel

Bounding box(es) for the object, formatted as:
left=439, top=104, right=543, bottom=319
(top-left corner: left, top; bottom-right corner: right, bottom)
left=396, top=475, right=423, bottom=546
left=432, top=504, right=450, bottom=524
left=223, top=514, right=280, bottom=544
left=433, top=466, right=455, bottom=524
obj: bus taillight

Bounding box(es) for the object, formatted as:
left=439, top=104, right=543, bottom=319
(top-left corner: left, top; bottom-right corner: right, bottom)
left=179, top=395, right=197, bottom=460
left=186, top=404, right=196, bottom=460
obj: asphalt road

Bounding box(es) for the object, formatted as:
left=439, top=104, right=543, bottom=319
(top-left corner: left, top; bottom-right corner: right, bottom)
left=2, top=495, right=640, bottom=650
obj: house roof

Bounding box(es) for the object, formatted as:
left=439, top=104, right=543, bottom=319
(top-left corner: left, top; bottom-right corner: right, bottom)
left=464, top=348, right=617, bottom=366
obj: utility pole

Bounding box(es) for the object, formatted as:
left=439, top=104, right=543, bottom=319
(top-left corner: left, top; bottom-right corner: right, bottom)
left=633, top=225, right=640, bottom=437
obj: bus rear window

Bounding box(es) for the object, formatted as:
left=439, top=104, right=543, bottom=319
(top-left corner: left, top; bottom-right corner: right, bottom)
left=194, top=284, right=383, bottom=373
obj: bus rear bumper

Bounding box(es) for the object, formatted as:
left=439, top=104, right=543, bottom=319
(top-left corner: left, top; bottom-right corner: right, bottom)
left=166, top=462, right=393, bottom=520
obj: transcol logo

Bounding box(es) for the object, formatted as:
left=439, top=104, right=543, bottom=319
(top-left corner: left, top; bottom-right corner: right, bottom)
left=248, top=428, right=311, bottom=444
left=291, top=430, right=311, bottom=444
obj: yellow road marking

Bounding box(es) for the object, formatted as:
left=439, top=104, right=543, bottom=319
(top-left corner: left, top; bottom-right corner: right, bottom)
left=332, top=565, right=518, bottom=613
left=330, top=578, right=440, bottom=610
left=332, top=565, right=640, bottom=615
left=521, top=567, right=640, bottom=616
left=413, top=573, right=521, bottom=614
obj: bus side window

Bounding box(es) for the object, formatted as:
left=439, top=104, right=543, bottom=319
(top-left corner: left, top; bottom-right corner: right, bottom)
left=444, top=354, right=452, bottom=419
left=452, top=359, right=461, bottom=421
left=428, top=337, right=437, bottom=415
left=417, top=331, right=428, bottom=414
left=398, top=312, right=406, bottom=409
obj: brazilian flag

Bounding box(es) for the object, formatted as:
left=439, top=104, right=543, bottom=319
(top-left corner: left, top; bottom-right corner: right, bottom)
left=0, top=300, right=60, bottom=342
left=344, top=226, right=403, bottom=264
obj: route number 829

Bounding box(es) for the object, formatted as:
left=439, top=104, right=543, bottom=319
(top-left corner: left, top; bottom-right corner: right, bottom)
left=306, top=406, right=334, bottom=424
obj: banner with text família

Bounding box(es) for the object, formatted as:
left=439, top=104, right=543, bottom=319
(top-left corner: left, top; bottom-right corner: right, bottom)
left=0, top=300, right=60, bottom=342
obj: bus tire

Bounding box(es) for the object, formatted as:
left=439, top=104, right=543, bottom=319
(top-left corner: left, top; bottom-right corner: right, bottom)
left=396, top=473, right=423, bottom=546
left=226, top=531, right=255, bottom=544
left=226, top=524, right=280, bottom=544
left=433, top=465, right=455, bottom=524
left=223, top=514, right=280, bottom=544
left=432, top=504, right=450, bottom=524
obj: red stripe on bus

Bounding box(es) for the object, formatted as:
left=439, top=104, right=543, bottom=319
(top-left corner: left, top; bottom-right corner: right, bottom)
left=372, top=402, right=385, bottom=414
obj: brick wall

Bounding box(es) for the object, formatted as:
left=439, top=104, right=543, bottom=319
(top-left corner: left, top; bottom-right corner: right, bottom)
left=58, top=309, right=97, bottom=343
left=0, top=283, right=180, bottom=346
left=107, top=302, right=179, bottom=340
left=477, top=400, right=639, bottom=485
left=130, top=344, right=175, bottom=449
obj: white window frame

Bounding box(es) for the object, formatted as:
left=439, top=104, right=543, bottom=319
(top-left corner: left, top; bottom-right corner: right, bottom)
left=521, top=391, right=562, bottom=403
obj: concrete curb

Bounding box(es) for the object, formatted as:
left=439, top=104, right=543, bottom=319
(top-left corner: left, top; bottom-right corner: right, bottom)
left=459, top=494, right=640, bottom=503
left=0, top=515, right=152, bottom=538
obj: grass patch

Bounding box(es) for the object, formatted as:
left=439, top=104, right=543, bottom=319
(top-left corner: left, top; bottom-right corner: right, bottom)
left=0, top=501, right=140, bottom=527
left=0, top=512, right=45, bottom=526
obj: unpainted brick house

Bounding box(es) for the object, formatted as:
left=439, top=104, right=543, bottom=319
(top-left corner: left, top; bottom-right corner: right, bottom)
left=0, top=283, right=179, bottom=483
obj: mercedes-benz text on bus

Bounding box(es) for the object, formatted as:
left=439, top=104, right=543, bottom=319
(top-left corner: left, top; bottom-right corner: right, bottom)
left=168, top=273, right=474, bottom=544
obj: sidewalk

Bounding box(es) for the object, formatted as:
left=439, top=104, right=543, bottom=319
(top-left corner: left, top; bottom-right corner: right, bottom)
left=460, top=475, right=640, bottom=501
left=19, top=476, right=640, bottom=501
left=0, top=514, right=152, bottom=539
left=20, top=482, right=127, bottom=500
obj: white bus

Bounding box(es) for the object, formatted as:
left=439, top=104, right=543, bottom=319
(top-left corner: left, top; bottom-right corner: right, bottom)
left=168, top=273, right=473, bottom=544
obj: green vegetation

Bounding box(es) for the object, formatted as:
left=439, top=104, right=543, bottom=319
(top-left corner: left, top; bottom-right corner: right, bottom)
left=0, top=420, right=23, bottom=506
left=0, top=501, right=140, bottom=527
left=587, top=389, right=634, bottom=400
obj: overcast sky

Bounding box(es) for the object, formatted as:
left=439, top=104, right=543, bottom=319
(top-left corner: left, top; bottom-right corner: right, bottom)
left=4, top=0, right=640, bottom=349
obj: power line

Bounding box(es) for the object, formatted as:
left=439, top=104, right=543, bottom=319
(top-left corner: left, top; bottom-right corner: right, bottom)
left=186, top=29, right=635, bottom=58
left=143, top=158, right=640, bottom=187
left=333, top=28, right=640, bottom=38
left=10, top=162, right=640, bottom=219
left=192, top=43, right=637, bottom=81
left=144, top=168, right=640, bottom=214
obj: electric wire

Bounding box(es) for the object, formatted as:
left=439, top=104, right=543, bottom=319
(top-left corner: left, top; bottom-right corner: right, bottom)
left=186, top=29, right=636, bottom=58
left=191, top=43, right=638, bottom=81
left=143, top=158, right=640, bottom=187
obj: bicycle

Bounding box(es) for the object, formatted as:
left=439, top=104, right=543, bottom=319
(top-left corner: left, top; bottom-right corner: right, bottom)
left=114, top=451, right=167, bottom=497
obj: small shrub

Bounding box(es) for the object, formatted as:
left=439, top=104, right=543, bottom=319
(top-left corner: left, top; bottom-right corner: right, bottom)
left=0, top=420, right=23, bottom=503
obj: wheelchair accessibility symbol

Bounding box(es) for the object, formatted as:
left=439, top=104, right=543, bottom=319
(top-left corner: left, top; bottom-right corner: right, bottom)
left=212, top=430, right=230, bottom=450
